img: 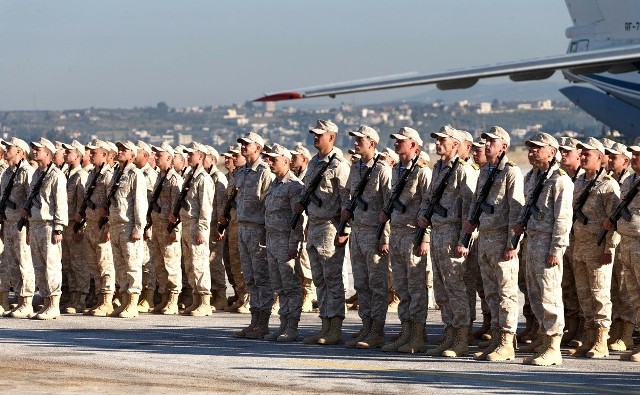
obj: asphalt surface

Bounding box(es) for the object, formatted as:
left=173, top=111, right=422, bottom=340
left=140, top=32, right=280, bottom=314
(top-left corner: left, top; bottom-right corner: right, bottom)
left=0, top=304, right=638, bottom=395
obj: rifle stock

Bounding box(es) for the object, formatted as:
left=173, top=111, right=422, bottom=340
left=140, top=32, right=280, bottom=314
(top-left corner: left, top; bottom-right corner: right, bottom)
left=290, top=153, right=336, bottom=230
left=18, top=162, right=54, bottom=232
left=377, top=155, right=419, bottom=241
left=596, top=177, right=640, bottom=246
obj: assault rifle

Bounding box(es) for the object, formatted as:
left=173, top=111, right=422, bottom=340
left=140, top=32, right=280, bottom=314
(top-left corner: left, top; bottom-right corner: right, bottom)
left=460, top=151, right=507, bottom=248
left=98, top=164, right=124, bottom=230
left=0, top=159, right=23, bottom=224
left=596, top=176, right=640, bottom=246
left=73, top=163, right=105, bottom=233
left=510, top=158, right=556, bottom=249
left=337, top=154, right=380, bottom=236
left=573, top=166, right=604, bottom=226
left=143, top=170, right=168, bottom=232
left=376, top=155, right=420, bottom=240
left=217, top=187, right=238, bottom=234
left=18, top=161, right=54, bottom=231
left=290, top=153, right=336, bottom=230
left=414, top=157, right=460, bottom=245
left=167, top=164, right=198, bottom=233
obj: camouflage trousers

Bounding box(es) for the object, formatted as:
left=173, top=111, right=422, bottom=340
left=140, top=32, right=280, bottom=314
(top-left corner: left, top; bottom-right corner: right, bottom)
left=572, top=236, right=612, bottom=328
left=0, top=227, right=22, bottom=293
left=431, top=224, right=469, bottom=328
left=389, top=227, right=427, bottom=323
left=209, top=231, right=226, bottom=293
left=2, top=220, right=34, bottom=296
left=562, top=239, right=581, bottom=319
left=62, top=222, right=90, bottom=294
left=267, top=231, right=302, bottom=320
left=226, top=220, right=247, bottom=296
left=84, top=221, right=115, bottom=294
left=350, top=226, right=388, bottom=322
left=110, top=223, right=143, bottom=294
left=464, top=236, right=489, bottom=322
left=30, top=222, right=63, bottom=297
left=181, top=218, right=211, bottom=295
left=239, top=223, right=272, bottom=311
left=296, top=241, right=316, bottom=299
left=517, top=237, right=532, bottom=318
left=148, top=218, right=181, bottom=294
left=307, top=219, right=346, bottom=319
left=141, top=241, right=156, bottom=291
left=618, top=235, right=640, bottom=324
left=612, top=248, right=634, bottom=322
left=525, top=231, right=565, bottom=336
left=477, top=230, right=519, bottom=333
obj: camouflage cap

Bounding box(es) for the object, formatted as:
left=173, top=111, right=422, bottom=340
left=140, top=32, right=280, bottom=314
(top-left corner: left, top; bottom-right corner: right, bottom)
left=205, top=145, right=219, bottom=161
left=605, top=141, right=631, bottom=159
left=136, top=140, right=152, bottom=155
left=349, top=125, right=380, bottom=144
left=309, top=119, right=338, bottom=135
left=237, top=132, right=264, bottom=147
left=116, top=141, right=137, bottom=152
left=390, top=126, right=423, bottom=146
left=472, top=138, right=486, bottom=148
left=62, top=139, right=85, bottom=155
left=525, top=132, right=559, bottom=149
left=379, top=147, right=399, bottom=163
left=461, top=130, right=473, bottom=143
left=558, top=137, right=581, bottom=151
left=431, top=125, right=464, bottom=142
left=481, top=126, right=510, bottom=146
left=289, top=145, right=311, bottom=159
left=31, top=137, right=56, bottom=154
left=229, top=143, right=242, bottom=154
left=2, top=137, right=30, bottom=153
left=600, top=138, right=617, bottom=150
left=107, top=141, right=118, bottom=153
left=86, top=139, right=110, bottom=151
left=577, top=137, right=605, bottom=154
left=419, top=151, right=431, bottom=163
left=182, top=141, right=207, bottom=154
left=263, top=143, right=292, bottom=160
left=152, top=142, right=175, bottom=157
left=54, top=141, right=65, bottom=151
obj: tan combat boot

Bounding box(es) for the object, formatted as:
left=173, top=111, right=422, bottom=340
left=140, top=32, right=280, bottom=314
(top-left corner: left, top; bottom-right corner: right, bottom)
left=235, top=309, right=260, bottom=338
left=190, top=294, right=213, bottom=317
left=118, top=293, right=140, bottom=318
left=318, top=316, right=344, bottom=345
left=162, top=292, right=179, bottom=315
left=586, top=327, right=609, bottom=358
left=387, top=291, right=400, bottom=313
left=356, top=320, right=385, bottom=349
left=212, top=290, right=228, bottom=312
left=473, top=313, right=491, bottom=340
left=520, top=331, right=546, bottom=353
left=426, top=325, right=455, bottom=356
left=265, top=316, right=288, bottom=341
left=561, top=315, right=580, bottom=346
left=621, top=344, right=640, bottom=362
left=609, top=321, right=635, bottom=351
left=10, top=296, right=34, bottom=319
left=246, top=310, right=271, bottom=339
left=528, top=334, right=562, bottom=366
left=442, top=326, right=470, bottom=358
left=235, top=294, right=251, bottom=314
left=62, top=292, right=78, bottom=314
left=32, top=296, right=50, bottom=318
left=345, top=318, right=372, bottom=348
left=271, top=295, right=280, bottom=316
left=137, top=288, right=154, bottom=313
left=398, top=321, right=426, bottom=353
left=382, top=321, right=412, bottom=352
left=152, top=291, right=169, bottom=314
left=277, top=317, right=299, bottom=342
left=569, top=317, right=587, bottom=347
left=607, top=319, right=622, bottom=346
left=486, top=331, right=516, bottom=361
left=110, top=292, right=129, bottom=317
left=303, top=317, right=331, bottom=344
left=473, top=328, right=501, bottom=360
left=518, top=315, right=539, bottom=344
left=182, top=293, right=200, bottom=315
left=0, top=291, right=10, bottom=314
left=567, top=326, right=596, bottom=357
left=64, top=293, right=86, bottom=314
left=36, top=295, right=61, bottom=320
left=91, top=293, right=114, bottom=316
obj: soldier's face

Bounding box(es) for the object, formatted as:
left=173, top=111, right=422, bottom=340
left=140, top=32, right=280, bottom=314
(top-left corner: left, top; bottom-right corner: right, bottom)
left=485, top=138, right=506, bottom=159
left=631, top=151, right=640, bottom=173
left=353, top=136, right=374, bottom=156
left=291, top=154, right=304, bottom=169
left=560, top=148, right=580, bottom=167
left=89, top=148, right=107, bottom=166
left=203, top=154, right=214, bottom=169
left=156, top=151, right=172, bottom=171
left=224, top=156, right=235, bottom=171
left=458, top=141, right=471, bottom=159
left=172, top=154, right=185, bottom=170
left=240, top=141, right=259, bottom=158
left=5, top=146, right=17, bottom=162
left=269, top=155, right=289, bottom=175
left=117, top=148, right=134, bottom=163
left=580, top=149, right=602, bottom=171
left=64, top=149, right=79, bottom=164
left=32, top=147, right=50, bottom=163
left=472, top=146, right=486, bottom=166
left=313, top=132, right=333, bottom=152
left=435, top=136, right=457, bottom=157
left=393, top=138, right=413, bottom=155
left=187, top=151, right=203, bottom=167
left=232, top=152, right=246, bottom=167
left=54, top=150, right=65, bottom=166
left=608, top=153, right=628, bottom=173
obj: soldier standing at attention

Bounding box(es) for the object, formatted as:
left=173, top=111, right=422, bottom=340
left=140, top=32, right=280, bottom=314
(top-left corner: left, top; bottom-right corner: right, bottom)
left=460, top=126, right=524, bottom=362
left=0, top=139, right=18, bottom=314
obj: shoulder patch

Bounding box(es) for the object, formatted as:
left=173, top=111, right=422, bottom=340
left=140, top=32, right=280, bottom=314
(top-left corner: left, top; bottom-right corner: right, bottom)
left=507, top=161, right=516, bottom=166
left=472, top=163, right=479, bottom=170
left=557, top=169, right=566, bottom=176
left=604, top=174, right=613, bottom=180
left=459, top=158, right=467, bottom=165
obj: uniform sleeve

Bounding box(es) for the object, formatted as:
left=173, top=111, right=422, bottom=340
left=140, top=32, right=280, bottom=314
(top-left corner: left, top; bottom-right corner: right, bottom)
left=342, top=164, right=357, bottom=211
left=133, top=171, right=148, bottom=235
left=169, top=175, right=183, bottom=232
left=506, top=167, right=525, bottom=250
left=379, top=165, right=393, bottom=245
left=197, top=176, right=214, bottom=238
left=604, top=180, right=621, bottom=253
left=459, top=166, right=477, bottom=242
left=549, top=175, right=574, bottom=258
left=418, top=166, right=432, bottom=244
left=215, top=173, right=228, bottom=218
left=54, top=172, right=69, bottom=230
left=337, top=161, right=351, bottom=210
left=76, top=171, right=88, bottom=212
left=288, top=182, right=305, bottom=250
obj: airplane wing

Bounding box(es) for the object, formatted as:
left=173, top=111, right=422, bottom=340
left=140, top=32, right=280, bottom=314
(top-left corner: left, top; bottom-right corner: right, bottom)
left=255, top=45, right=640, bottom=102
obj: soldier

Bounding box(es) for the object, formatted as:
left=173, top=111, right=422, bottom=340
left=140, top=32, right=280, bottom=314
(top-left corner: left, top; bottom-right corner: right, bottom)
left=22, top=138, right=68, bottom=320
left=1, top=138, right=35, bottom=318
left=460, top=126, right=524, bottom=361
left=295, top=120, right=350, bottom=346
left=380, top=127, right=431, bottom=353
left=457, top=131, right=474, bottom=162
left=513, top=133, right=573, bottom=366
left=567, top=137, right=619, bottom=358
left=261, top=144, right=304, bottom=341
left=340, top=126, right=392, bottom=349
left=227, top=132, right=273, bottom=339
left=419, top=125, right=477, bottom=358
left=103, top=141, right=148, bottom=318
left=173, top=145, right=190, bottom=178
left=78, top=140, right=116, bottom=316
left=0, top=140, right=17, bottom=314
left=169, top=142, right=214, bottom=317
left=106, top=142, right=118, bottom=168
left=147, top=143, right=183, bottom=315
left=61, top=140, right=90, bottom=314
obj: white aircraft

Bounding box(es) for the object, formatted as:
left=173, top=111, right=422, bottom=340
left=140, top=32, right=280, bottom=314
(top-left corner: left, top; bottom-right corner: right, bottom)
left=255, top=0, right=640, bottom=140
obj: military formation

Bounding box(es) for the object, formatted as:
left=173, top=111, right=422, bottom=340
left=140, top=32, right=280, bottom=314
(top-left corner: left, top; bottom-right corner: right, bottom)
left=1, top=121, right=640, bottom=366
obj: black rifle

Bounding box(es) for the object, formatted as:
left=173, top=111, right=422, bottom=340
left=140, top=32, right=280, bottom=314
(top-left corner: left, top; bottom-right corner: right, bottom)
left=0, top=159, right=23, bottom=224
left=98, top=163, right=125, bottom=230
left=414, top=156, right=460, bottom=245
left=143, top=170, right=168, bottom=232
left=290, top=153, right=336, bottom=230
left=596, top=176, right=640, bottom=246
left=573, top=166, right=604, bottom=226
left=73, top=162, right=105, bottom=233
left=376, top=155, right=420, bottom=240
left=337, top=154, right=380, bottom=236
left=510, top=158, right=556, bottom=249
left=460, top=151, right=507, bottom=248
left=17, top=161, right=54, bottom=231
left=217, top=187, right=238, bottom=234
left=167, top=164, right=198, bottom=233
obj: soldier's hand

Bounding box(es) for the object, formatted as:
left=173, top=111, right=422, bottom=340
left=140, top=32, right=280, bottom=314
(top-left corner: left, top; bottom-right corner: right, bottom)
left=168, top=231, right=177, bottom=243
left=379, top=243, right=389, bottom=256
left=503, top=247, right=517, bottom=261
left=417, top=216, right=430, bottom=229
left=131, top=231, right=141, bottom=242
left=547, top=254, right=560, bottom=267
left=462, top=220, right=476, bottom=234
left=378, top=212, right=389, bottom=223
left=599, top=253, right=613, bottom=265
left=168, top=213, right=177, bottom=224
left=196, top=235, right=205, bottom=245
left=603, top=218, right=614, bottom=230
left=143, top=230, right=151, bottom=241
left=213, top=229, right=224, bottom=241
left=218, top=215, right=228, bottom=226
left=335, top=234, right=349, bottom=247
left=340, top=209, right=351, bottom=221
left=52, top=233, right=62, bottom=244
left=455, top=245, right=468, bottom=258
left=288, top=249, right=299, bottom=260
left=74, top=212, right=83, bottom=223
left=293, top=203, right=305, bottom=215
left=416, top=241, right=429, bottom=257
left=103, top=231, right=110, bottom=242
left=512, top=223, right=525, bottom=235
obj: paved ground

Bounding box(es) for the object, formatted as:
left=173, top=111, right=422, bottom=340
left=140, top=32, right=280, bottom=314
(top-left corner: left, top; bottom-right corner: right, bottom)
left=0, top=305, right=638, bottom=394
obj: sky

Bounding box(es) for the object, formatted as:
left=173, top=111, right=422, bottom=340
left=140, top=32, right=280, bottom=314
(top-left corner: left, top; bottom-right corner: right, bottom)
left=0, top=0, right=572, bottom=111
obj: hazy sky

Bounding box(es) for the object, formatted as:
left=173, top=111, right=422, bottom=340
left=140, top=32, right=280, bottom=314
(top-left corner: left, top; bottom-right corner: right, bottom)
left=0, top=0, right=572, bottom=110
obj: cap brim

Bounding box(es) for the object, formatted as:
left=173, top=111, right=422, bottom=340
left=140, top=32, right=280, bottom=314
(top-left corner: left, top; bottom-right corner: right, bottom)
left=390, top=133, right=408, bottom=140
left=481, top=132, right=500, bottom=140
left=558, top=145, right=576, bottom=151
left=309, top=128, right=327, bottom=135
left=627, top=145, right=640, bottom=152
left=525, top=141, right=546, bottom=147
left=430, top=132, right=448, bottom=139
left=604, top=148, right=622, bottom=155
left=349, top=131, right=365, bottom=138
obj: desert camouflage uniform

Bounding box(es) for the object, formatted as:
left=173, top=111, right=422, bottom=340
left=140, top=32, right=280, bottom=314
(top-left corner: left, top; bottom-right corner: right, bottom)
left=0, top=160, right=21, bottom=294
left=140, top=163, right=158, bottom=293
left=224, top=169, right=247, bottom=301
left=617, top=174, right=640, bottom=325
left=62, top=165, right=89, bottom=295
left=611, top=169, right=634, bottom=325
left=293, top=166, right=316, bottom=306
left=562, top=168, right=585, bottom=324
left=208, top=167, right=228, bottom=298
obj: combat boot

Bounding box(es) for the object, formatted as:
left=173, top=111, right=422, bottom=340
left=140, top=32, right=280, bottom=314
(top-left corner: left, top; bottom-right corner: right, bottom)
left=265, top=316, right=288, bottom=341
left=235, top=309, right=259, bottom=338
left=32, top=295, right=50, bottom=318
left=528, top=334, right=562, bottom=366
left=277, top=317, right=299, bottom=342
left=91, top=293, right=114, bottom=317
left=486, top=331, right=515, bottom=361
left=137, top=288, right=154, bottom=313
left=610, top=321, right=635, bottom=351
left=561, top=315, right=580, bottom=346
left=478, top=325, right=499, bottom=348
left=118, top=293, right=140, bottom=318
left=318, top=316, right=344, bottom=345
left=586, top=327, right=609, bottom=358
left=398, top=321, right=425, bottom=353
left=109, top=292, right=129, bottom=317
left=161, top=292, right=179, bottom=315
left=520, top=331, right=546, bottom=353
left=387, top=291, right=400, bottom=313
left=152, top=291, right=169, bottom=314
left=621, top=345, right=640, bottom=361
left=608, top=319, right=622, bottom=346
left=442, top=326, right=470, bottom=358
left=64, top=293, right=86, bottom=314
left=569, top=317, right=587, bottom=347
left=212, top=290, right=228, bottom=312
left=271, top=295, right=279, bottom=316
left=382, top=321, right=412, bottom=352
left=36, top=295, right=61, bottom=320
left=234, top=294, right=251, bottom=314
left=345, top=318, right=372, bottom=348
left=83, top=293, right=100, bottom=314
left=518, top=315, right=539, bottom=344
left=182, top=293, right=200, bottom=315
left=473, top=313, right=491, bottom=340
left=426, top=325, right=455, bottom=356
left=62, top=292, right=78, bottom=314
left=246, top=310, right=271, bottom=339
left=473, top=327, right=501, bottom=360
left=356, top=320, right=385, bottom=349
left=303, top=317, right=331, bottom=344
left=0, top=291, right=9, bottom=314
left=10, top=296, right=34, bottom=319
left=190, top=294, right=213, bottom=317
left=567, top=327, right=596, bottom=357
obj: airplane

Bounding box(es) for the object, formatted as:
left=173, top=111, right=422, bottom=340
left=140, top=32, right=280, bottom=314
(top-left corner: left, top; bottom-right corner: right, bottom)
left=255, top=0, right=640, bottom=141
